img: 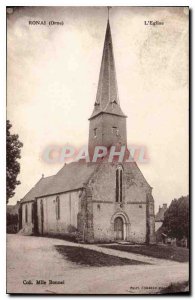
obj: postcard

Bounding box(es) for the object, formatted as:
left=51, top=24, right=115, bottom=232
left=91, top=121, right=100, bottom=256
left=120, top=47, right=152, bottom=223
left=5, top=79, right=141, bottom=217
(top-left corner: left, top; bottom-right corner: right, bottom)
left=6, top=6, right=189, bottom=294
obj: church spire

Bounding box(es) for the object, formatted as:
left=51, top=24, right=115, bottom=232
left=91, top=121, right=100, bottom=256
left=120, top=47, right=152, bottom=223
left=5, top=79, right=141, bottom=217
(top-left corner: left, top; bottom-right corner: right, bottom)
left=89, top=17, right=126, bottom=120
left=88, top=13, right=127, bottom=150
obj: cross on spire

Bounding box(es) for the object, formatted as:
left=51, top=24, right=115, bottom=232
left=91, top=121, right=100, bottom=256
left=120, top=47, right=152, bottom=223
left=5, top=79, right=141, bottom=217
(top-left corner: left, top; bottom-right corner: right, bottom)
left=107, top=6, right=112, bottom=20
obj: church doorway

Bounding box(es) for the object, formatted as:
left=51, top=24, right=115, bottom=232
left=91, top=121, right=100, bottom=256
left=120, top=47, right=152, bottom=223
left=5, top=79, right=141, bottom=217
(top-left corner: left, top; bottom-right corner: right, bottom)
left=114, top=216, right=124, bottom=240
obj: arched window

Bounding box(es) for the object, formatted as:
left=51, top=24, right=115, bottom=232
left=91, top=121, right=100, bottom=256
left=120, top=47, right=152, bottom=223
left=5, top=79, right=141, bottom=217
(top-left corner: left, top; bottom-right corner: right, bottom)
left=116, top=165, right=123, bottom=202
left=25, top=204, right=28, bottom=223
left=56, top=196, right=60, bottom=220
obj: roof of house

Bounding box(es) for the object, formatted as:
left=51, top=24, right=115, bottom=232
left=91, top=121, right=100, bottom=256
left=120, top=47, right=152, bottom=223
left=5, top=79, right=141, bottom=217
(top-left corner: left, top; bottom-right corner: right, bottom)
left=20, top=175, right=55, bottom=203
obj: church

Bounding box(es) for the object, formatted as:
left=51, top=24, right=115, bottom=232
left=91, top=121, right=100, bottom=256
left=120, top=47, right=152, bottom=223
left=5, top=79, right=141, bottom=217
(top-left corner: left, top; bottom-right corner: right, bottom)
left=19, top=19, right=155, bottom=244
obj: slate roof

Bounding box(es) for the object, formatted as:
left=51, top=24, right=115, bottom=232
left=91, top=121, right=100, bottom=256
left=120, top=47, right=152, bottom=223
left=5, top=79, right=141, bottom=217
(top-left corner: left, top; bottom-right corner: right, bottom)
left=20, top=161, right=98, bottom=202
left=39, top=161, right=98, bottom=197
left=20, top=175, right=55, bottom=203
left=89, top=20, right=126, bottom=120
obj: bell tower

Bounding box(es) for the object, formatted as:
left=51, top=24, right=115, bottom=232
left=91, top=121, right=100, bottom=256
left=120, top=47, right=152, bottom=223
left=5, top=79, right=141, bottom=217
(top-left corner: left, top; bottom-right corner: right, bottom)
left=88, top=18, right=127, bottom=153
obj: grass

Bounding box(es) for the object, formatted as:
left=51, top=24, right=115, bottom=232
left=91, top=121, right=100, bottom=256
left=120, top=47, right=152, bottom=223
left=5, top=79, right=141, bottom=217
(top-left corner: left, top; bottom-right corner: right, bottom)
left=101, top=244, right=189, bottom=262
left=160, top=281, right=189, bottom=294
left=55, top=245, right=148, bottom=267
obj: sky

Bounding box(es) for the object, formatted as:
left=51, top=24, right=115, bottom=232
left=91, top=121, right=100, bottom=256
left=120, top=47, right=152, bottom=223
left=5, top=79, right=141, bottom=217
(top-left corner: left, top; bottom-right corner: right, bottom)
left=7, top=6, right=189, bottom=212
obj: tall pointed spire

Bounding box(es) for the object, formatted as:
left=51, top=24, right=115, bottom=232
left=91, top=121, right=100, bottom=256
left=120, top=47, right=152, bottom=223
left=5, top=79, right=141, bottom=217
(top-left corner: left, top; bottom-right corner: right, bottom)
left=88, top=14, right=127, bottom=150
left=89, top=19, right=126, bottom=120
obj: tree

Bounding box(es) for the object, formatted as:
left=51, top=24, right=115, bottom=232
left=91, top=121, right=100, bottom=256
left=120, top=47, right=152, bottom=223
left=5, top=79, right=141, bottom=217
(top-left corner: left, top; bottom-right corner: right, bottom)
left=6, top=120, right=23, bottom=203
left=162, top=196, right=189, bottom=245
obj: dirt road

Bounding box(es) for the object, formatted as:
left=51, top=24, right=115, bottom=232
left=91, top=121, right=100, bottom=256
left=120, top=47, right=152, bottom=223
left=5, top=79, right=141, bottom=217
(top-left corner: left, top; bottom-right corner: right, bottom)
left=7, top=234, right=189, bottom=294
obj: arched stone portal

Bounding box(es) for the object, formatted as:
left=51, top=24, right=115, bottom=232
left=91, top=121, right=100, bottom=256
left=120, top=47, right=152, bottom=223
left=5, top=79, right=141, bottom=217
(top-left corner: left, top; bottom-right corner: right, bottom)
left=111, top=212, right=130, bottom=241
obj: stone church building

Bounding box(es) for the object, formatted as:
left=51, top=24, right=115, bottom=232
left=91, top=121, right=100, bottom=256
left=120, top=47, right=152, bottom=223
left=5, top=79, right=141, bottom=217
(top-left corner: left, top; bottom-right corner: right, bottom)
left=19, top=20, right=155, bottom=244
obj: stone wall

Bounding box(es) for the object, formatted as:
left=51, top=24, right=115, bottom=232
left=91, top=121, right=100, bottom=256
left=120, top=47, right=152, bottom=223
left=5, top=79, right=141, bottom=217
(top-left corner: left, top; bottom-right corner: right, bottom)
left=36, top=190, right=81, bottom=236
left=20, top=161, right=155, bottom=244
left=77, top=186, right=95, bottom=243
left=146, top=193, right=156, bottom=244
left=88, top=113, right=127, bottom=151
left=83, top=162, right=153, bottom=243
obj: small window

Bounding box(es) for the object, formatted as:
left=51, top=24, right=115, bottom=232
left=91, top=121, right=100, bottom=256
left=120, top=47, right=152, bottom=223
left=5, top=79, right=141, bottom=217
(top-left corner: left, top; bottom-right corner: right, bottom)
left=112, top=126, right=119, bottom=136
left=112, top=126, right=117, bottom=134
left=94, top=128, right=97, bottom=138
left=56, top=196, right=60, bottom=220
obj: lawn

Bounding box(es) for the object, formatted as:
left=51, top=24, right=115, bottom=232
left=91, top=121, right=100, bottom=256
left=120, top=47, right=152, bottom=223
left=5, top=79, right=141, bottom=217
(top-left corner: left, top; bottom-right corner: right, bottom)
left=101, top=244, right=189, bottom=262
left=55, top=245, right=148, bottom=267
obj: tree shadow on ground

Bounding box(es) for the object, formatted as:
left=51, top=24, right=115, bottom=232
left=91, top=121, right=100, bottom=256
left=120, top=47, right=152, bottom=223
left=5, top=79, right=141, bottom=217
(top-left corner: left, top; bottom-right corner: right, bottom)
left=55, top=245, right=149, bottom=267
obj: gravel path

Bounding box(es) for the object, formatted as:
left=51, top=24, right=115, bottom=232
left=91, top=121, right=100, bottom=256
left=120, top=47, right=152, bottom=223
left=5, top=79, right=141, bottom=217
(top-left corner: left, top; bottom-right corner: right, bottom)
left=7, top=234, right=189, bottom=294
